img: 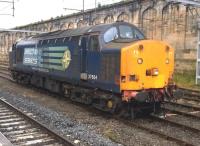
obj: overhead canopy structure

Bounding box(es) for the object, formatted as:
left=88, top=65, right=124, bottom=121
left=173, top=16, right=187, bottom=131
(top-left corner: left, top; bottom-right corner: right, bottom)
left=166, top=0, right=200, bottom=7
left=0, top=28, right=45, bottom=34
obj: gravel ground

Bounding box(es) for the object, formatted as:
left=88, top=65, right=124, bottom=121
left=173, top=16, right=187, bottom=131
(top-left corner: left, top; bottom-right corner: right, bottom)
left=0, top=78, right=179, bottom=146
left=135, top=118, right=200, bottom=146
left=0, top=91, right=118, bottom=146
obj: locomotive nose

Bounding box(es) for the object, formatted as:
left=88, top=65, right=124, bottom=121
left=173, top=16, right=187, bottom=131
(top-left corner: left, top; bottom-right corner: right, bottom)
left=120, top=40, right=174, bottom=91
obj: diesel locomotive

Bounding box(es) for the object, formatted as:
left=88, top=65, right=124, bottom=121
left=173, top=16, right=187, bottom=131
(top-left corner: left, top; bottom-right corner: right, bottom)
left=9, top=22, right=177, bottom=118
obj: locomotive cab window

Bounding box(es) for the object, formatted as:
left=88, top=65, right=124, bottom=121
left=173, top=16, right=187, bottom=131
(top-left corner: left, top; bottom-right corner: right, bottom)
left=89, top=35, right=100, bottom=52
left=119, top=25, right=133, bottom=39
left=16, top=48, right=24, bottom=63
left=119, top=25, right=144, bottom=40
left=104, top=27, right=118, bottom=43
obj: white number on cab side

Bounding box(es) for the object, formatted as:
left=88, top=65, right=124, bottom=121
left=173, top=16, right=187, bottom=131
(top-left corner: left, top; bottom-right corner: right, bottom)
left=88, top=74, right=98, bottom=80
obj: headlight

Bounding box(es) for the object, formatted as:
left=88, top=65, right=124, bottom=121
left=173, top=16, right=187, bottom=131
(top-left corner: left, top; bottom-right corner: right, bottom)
left=137, top=58, right=143, bottom=64
left=166, top=58, right=169, bottom=64
left=152, top=68, right=159, bottom=76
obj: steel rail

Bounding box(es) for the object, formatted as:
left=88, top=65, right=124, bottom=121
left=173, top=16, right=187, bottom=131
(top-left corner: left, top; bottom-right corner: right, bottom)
left=119, top=118, right=194, bottom=146
left=0, top=98, right=75, bottom=146
left=181, top=96, right=200, bottom=102
left=162, top=107, right=200, bottom=120
left=150, top=115, right=200, bottom=134
left=179, top=87, right=200, bottom=95
left=164, top=101, right=200, bottom=111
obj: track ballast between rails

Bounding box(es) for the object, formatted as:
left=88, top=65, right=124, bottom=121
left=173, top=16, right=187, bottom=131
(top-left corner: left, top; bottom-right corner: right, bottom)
left=0, top=97, right=74, bottom=146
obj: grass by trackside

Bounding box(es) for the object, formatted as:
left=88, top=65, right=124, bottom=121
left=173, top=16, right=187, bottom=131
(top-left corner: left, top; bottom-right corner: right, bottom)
left=173, top=71, right=200, bottom=91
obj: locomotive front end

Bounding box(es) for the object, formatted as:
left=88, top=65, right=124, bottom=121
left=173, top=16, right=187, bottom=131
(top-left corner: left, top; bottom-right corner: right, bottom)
left=120, top=40, right=175, bottom=102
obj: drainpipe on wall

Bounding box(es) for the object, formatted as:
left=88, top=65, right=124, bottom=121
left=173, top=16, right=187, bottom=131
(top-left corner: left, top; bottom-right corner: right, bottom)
left=141, top=0, right=155, bottom=33
left=196, top=20, right=200, bottom=84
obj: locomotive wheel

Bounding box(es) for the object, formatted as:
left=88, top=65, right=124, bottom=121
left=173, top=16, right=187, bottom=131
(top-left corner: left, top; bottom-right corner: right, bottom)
left=70, top=89, right=92, bottom=105
left=92, top=96, right=121, bottom=114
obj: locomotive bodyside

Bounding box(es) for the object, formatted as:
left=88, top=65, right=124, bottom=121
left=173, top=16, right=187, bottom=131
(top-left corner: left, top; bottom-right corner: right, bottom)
left=12, top=38, right=121, bottom=93
left=10, top=22, right=177, bottom=117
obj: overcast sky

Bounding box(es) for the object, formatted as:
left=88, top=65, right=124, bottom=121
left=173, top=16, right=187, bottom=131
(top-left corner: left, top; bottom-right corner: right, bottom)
left=0, top=0, right=122, bottom=29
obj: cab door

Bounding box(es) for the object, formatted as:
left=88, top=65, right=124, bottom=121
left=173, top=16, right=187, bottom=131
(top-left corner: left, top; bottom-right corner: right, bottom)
left=86, top=35, right=101, bottom=82
left=80, top=35, right=88, bottom=80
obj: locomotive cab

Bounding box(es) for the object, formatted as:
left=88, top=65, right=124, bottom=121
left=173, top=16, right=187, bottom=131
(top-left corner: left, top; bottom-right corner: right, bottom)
left=101, top=22, right=175, bottom=103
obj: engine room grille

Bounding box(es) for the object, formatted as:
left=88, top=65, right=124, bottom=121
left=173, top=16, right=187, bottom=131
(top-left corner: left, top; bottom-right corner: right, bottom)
left=100, top=53, right=120, bottom=82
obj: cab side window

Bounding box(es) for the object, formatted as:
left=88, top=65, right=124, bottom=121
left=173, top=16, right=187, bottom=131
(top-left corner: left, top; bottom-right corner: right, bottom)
left=89, top=35, right=100, bottom=52
left=16, top=48, right=23, bottom=63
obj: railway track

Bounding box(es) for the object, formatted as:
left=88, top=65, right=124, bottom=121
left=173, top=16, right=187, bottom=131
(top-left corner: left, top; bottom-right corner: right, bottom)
left=180, top=88, right=200, bottom=98
left=120, top=117, right=197, bottom=146
left=0, top=97, right=74, bottom=146
left=162, top=106, right=200, bottom=119
left=164, top=100, right=200, bottom=112
left=0, top=62, right=200, bottom=145
left=119, top=111, right=200, bottom=145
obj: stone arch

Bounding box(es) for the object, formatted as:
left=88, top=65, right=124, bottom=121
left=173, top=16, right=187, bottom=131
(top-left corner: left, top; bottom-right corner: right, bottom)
left=41, top=24, right=49, bottom=32
left=92, top=17, right=102, bottom=25
left=68, top=22, right=74, bottom=29
left=32, top=25, right=38, bottom=31
left=187, top=7, right=198, bottom=34
left=142, top=7, right=157, bottom=39
left=47, top=23, right=53, bottom=32
left=77, top=20, right=87, bottom=28
left=15, top=32, right=21, bottom=41
left=53, top=22, right=61, bottom=31
left=117, top=12, right=129, bottom=22
left=104, top=15, right=114, bottom=24
left=60, top=22, right=69, bottom=30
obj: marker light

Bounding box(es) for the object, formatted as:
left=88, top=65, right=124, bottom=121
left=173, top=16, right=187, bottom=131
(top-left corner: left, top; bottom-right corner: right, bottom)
left=139, top=45, right=144, bottom=51
left=121, top=76, right=126, bottom=83
left=152, top=68, right=159, bottom=76
left=166, top=46, right=170, bottom=52
left=137, top=58, right=143, bottom=64
left=166, top=58, right=169, bottom=64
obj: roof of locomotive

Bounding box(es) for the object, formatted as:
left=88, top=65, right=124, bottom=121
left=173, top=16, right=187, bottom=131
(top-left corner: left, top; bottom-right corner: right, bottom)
left=31, top=21, right=137, bottom=40
left=16, top=22, right=144, bottom=48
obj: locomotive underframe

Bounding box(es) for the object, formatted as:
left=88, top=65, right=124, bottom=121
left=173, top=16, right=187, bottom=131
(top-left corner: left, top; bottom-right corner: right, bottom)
left=11, top=69, right=166, bottom=118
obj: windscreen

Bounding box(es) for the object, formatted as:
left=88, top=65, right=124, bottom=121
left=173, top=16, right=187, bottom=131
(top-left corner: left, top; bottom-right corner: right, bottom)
left=104, top=24, right=144, bottom=43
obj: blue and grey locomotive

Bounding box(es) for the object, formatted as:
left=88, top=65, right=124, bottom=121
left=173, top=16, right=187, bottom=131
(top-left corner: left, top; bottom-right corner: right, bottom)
left=9, top=22, right=178, bottom=117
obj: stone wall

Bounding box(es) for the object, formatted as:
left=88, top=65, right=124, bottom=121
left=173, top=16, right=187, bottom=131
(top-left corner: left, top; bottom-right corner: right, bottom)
left=0, top=0, right=199, bottom=72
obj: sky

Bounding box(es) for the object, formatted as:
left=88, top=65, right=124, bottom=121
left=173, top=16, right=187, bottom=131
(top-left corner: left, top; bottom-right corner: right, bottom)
left=0, top=0, right=122, bottom=29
